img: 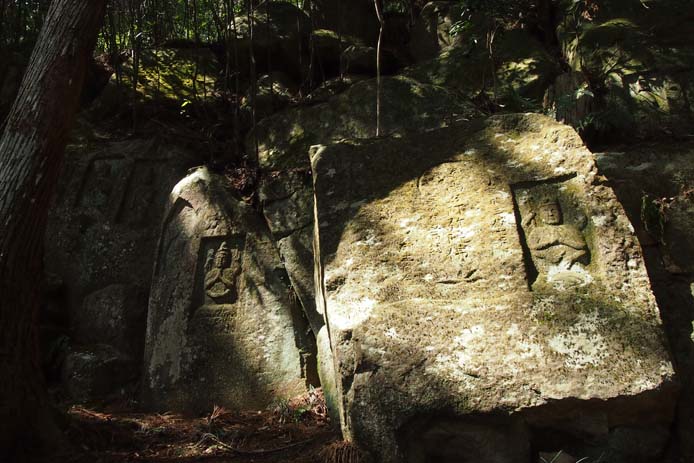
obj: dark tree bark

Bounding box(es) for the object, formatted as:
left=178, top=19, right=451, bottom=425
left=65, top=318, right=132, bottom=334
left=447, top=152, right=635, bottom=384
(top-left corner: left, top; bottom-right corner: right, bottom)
left=373, top=0, right=384, bottom=136
left=0, top=0, right=106, bottom=458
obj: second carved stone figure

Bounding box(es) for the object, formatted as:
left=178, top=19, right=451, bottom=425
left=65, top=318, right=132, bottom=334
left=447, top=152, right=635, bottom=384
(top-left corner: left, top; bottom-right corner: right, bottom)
left=204, top=242, right=242, bottom=304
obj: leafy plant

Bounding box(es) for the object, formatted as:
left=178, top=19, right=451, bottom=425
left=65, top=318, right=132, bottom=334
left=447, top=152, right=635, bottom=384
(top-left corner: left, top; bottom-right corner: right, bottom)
left=641, top=193, right=669, bottom=244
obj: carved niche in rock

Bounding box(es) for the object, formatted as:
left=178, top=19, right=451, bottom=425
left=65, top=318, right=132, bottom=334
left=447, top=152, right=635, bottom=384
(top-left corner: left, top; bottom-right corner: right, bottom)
left=203, top=240, right=242, bottom=304
left=514, top=182, right=593, bottom=290
left=143, top=167, right=309, bottom=413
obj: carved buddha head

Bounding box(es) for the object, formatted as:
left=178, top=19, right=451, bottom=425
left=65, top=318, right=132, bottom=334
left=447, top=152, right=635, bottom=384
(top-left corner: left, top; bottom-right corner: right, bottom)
left=215, top=242, right=232, bottom=268
left=538, top=198, right=563, bottom=225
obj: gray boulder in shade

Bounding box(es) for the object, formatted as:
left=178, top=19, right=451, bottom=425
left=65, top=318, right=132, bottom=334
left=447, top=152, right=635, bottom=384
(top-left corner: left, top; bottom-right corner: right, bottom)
left=61, top=344, right=137, bottom=403
left=45, top=137, right=200, bottom=372
left=77, top=284, right=147, bottom=359
left=142, top=167, right=312, bottom=413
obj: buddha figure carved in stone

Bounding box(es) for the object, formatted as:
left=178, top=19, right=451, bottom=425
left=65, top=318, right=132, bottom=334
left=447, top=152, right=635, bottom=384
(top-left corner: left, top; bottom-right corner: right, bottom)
left=524, top=198, right=589, bottom=276
left=204, top=242, right=241, bottom=303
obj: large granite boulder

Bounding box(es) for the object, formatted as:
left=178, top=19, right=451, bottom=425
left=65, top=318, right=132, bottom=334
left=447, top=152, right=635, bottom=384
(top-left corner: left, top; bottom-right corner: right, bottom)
left=302, top=75, right=370, bottom=105
left=255, top=76, right=478, bottom=172
left=312, top=29, right=365, bottom=79
left=76, top=284, right=147, bottom=359
left=61, top=344, right=138, bottom=403
left=241, top=72, right=297, bottom=121
left=339, top=45, right=400, bottom=77
left=230, top=1, right=312, bottom=80
left=142, top=167, right=312, bottom=413
left=255, top=77, right=481, bottom=414
left=311, top=113, right=675, bottom=462
left=45, top=138, right=200, bottom=368
left=310, top=0, right=380, bottom=46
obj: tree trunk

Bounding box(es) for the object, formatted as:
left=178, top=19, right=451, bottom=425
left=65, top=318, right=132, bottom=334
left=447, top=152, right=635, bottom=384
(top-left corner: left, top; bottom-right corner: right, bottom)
left=0, top=0, right=106, bottom=458
left=373, top=0, right=384, bottom=137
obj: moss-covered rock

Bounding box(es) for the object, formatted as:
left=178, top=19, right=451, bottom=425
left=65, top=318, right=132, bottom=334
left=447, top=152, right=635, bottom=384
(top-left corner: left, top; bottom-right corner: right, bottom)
left=340, top=44, right=400, bottom=77
left=312, top=29, right=365, bottom=79
left=116, top=47, right=219, bottom=102
left=231, top=1, right=311, bottom=80
left=253, top=75, right=480, bottom=171
left=241, top=72, right=297, bottom=120
left=311, top=113, right=674, bottom=462
left=311, top=0, right=380, bottom=46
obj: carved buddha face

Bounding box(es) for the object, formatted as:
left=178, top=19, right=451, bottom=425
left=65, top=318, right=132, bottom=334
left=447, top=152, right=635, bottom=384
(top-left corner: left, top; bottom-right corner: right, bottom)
left=539, top=201, right=562, bottom=225
left=215, top=246, right=232, bottom=268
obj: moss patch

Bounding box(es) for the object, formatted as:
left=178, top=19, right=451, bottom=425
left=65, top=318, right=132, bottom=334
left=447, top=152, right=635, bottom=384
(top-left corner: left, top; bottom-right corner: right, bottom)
left=118, top=48, right=218, bottom=102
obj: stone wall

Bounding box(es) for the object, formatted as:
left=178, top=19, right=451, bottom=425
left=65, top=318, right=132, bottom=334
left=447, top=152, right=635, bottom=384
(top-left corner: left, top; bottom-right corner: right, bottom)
left=44, top=137, right=200, bottom=400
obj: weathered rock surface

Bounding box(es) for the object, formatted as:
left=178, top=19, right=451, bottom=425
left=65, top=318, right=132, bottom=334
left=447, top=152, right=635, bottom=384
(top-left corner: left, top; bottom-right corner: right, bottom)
left=61, top=344, right=138, bottom=403
left=231, top=1, right=312, bottom=80
left=311, top=0, right=380, bottom=46
left=256, top=74, right=479, bottom=331
left=255, top=76, right=478, bottom=172
left=311, top=114, right=675, bottom=462
left=340, top=45, right=399, bottom=77
left=302, top=75, right=369, bottom=106
left=116, top=47, right=218, bottom=102
left=143, top=167, right=312, bottom=413
left=255, top=78, right=481, bottom=414
left=595, top=144, right=694, bottom=275
left=77, top=284, right=147, bottom=359
left=595, top=142, right=694, bottom=460
left=242, top=73, right=297, bottom=120
left=45, top=138, right=200, bottom=367
left=311, top=29, right=365, bottom=79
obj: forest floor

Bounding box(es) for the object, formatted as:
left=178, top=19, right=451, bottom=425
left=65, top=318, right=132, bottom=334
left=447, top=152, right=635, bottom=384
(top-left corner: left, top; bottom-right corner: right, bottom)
left=30, top=389, right=341, bottom=463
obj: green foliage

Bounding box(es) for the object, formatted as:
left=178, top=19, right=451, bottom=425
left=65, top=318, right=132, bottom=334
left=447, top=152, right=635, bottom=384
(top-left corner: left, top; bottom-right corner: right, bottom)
left=641, top=194, right=668, bottom=244
left=270, top=397, right=310, bottom=424
left=449, top=7, right=476, bottom=39
left=383, top=0, right=411, bottom=14
left=450, top=0, right=550, bottom=30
